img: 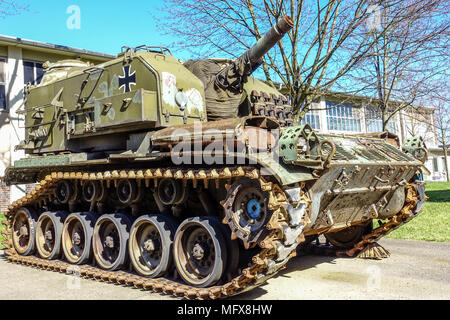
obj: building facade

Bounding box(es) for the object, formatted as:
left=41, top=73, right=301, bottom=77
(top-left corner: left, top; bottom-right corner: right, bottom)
left=0, top=35, right=115, bottom=213
left=299, top=93, right=448, bottom=182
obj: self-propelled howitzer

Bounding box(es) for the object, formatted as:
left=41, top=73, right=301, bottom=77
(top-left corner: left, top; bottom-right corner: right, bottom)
left=2, top=15, right=428, bottom=300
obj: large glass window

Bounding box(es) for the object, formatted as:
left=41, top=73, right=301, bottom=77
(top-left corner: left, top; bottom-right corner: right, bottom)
left=300, top=110, right=321, bottom=130
left=326, top=101, right=361, bottom=132
left=23, top=61, right=44, bottom=85
left=433, top=158, right=439, bottom=172
left=0, top=57, right=6, bottom=110
left=366, top=106, right=398, bottom=133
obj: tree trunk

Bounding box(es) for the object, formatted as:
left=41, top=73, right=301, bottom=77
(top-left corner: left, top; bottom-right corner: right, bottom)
left=443, top=139, right=449, bottom=183
left=382, top=106, right=389, bottom=132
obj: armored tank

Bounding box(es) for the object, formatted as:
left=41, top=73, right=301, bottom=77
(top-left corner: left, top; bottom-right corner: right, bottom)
left=1, top=16, right=428, bottom=299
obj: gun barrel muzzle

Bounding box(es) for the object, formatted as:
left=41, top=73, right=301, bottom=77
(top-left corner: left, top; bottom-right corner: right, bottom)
left=246, top=16, right=294, bottom=64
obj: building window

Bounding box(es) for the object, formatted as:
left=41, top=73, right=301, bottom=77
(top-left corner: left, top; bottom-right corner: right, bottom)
left=326, top=102, right=361, bottom=132
left=443, top=158, right=447, bottom=173
left=366, top=106, right=398, bottom=133
left=0, top=57, right=6, bottom=110
left=23, top=61, right=44, bottom=85
left=300, top=110, right=321, bottom=130
left=433, top=158, right=439, bottom=172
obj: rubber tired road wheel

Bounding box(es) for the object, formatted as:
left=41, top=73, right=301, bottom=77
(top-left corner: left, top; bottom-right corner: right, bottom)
left=36, top=211, right=69, bottom=260
left=62, top=212, right=98, bottom=265
left=129, top=214, right=177, bottom=278
left=92, top=213, right=132, bottom=271
left=217, top=223, right=239, bottom=279
left=173, top=217, right=227, bottom=288
left=325, top=222, right=373, bottom=249
left=11, top=207, right=38, bottom=256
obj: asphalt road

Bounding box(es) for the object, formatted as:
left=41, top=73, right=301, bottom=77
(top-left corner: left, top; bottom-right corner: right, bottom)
left=0, top=239, right=448, bottom=300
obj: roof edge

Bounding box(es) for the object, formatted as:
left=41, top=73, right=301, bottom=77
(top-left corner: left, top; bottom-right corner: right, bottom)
left=0, top=34, right=116, bottom=59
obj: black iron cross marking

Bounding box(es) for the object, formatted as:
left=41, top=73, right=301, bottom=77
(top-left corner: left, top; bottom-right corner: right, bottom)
left=119, top=65, right=136, bottom=93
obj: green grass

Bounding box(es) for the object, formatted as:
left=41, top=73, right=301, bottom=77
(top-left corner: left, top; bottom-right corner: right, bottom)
left=0, top=213, right=5, bottom=250
left=377, top=182, right=450, bottom=242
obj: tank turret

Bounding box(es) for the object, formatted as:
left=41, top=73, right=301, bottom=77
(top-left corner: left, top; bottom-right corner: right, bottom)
left=184, top=16, right=294, bottom=121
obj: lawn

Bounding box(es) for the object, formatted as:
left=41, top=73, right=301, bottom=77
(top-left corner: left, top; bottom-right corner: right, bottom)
left=0, top=182, right=448, bottom=250
left=380, top=182, right=450, bottom=242
left=0, top=213, right=5, bottom=250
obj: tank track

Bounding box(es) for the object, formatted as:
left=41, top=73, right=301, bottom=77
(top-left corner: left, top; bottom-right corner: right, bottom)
left=1, top=167, right=310, bottom=300
left=1, top=171, right=424, bottom=299
left=303, top=183, right=425, bottom=260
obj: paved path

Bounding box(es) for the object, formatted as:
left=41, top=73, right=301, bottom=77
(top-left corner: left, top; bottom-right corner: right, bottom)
left=0, top=239, right=448, bottom=300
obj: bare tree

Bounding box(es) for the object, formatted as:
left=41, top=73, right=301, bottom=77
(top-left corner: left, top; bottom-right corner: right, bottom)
left=157, top=0, right=428, bottom=119
left=427, top=93, right=450, bottom=182
left=435, top=102, right=450, bottom=182
left=341, top=0, right=449, bottom=131
left=404, top=89, right=450, bottom=182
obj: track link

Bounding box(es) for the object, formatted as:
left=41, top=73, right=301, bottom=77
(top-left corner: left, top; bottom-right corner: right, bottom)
left=1, top=167, right=309, bottom=300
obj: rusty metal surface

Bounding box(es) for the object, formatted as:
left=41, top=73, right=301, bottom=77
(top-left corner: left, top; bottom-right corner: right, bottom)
left=151, top=116, right=280, bottom=145
left=2, top=167, right=309, bottom=300
left=303, top=183, right=425, bottom=260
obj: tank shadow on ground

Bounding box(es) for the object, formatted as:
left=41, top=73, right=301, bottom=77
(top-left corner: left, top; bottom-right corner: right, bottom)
left=0, top=250, right=345, bottom=300
left=234, top=252, right=339, bottom=300
left=423, top=189, right=450, bottom=202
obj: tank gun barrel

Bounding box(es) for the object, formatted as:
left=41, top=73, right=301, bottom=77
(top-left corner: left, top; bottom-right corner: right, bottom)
left=215, top=16, right=294, bottom=91
left=245, top=16, right=294, bottom=66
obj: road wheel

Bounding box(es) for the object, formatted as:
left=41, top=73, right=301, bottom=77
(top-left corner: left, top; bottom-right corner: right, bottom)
left=11, top=207, right=38, bottom=256
left=92, top=214, right=132, bottom=271
left=36, top=211, right=69, bottom=260
left=325, top=222, right=372, bottom=249
left=129, top=214, right=177, bottom=278
left=173, top=217, right=227, bottom=288
left=62, top=212, right=97, bottom=264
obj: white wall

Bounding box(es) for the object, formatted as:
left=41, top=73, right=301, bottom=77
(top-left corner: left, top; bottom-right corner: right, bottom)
left=0, top=46, right=26, bottom=201
left=425, top=153, right=450, bottom=182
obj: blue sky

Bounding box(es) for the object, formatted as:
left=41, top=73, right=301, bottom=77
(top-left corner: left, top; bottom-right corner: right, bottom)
left=0, top=0, right=182, bottom=57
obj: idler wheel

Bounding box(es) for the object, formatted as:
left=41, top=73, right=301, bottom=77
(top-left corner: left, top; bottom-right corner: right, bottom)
left=36, top=211, right=69, bottom=260
left=223, top=178, right=271, bottom=244
left=62, top=212, right=98, bottom=264
left=325, top=222, right=373, bottom=249
left=173, top=217, right=227, bottom=288
left=129, top=215, right=177, bottom=278
left=92, top=214, right=132, bottom=271
left=11, top=207, right=38, bottom=256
